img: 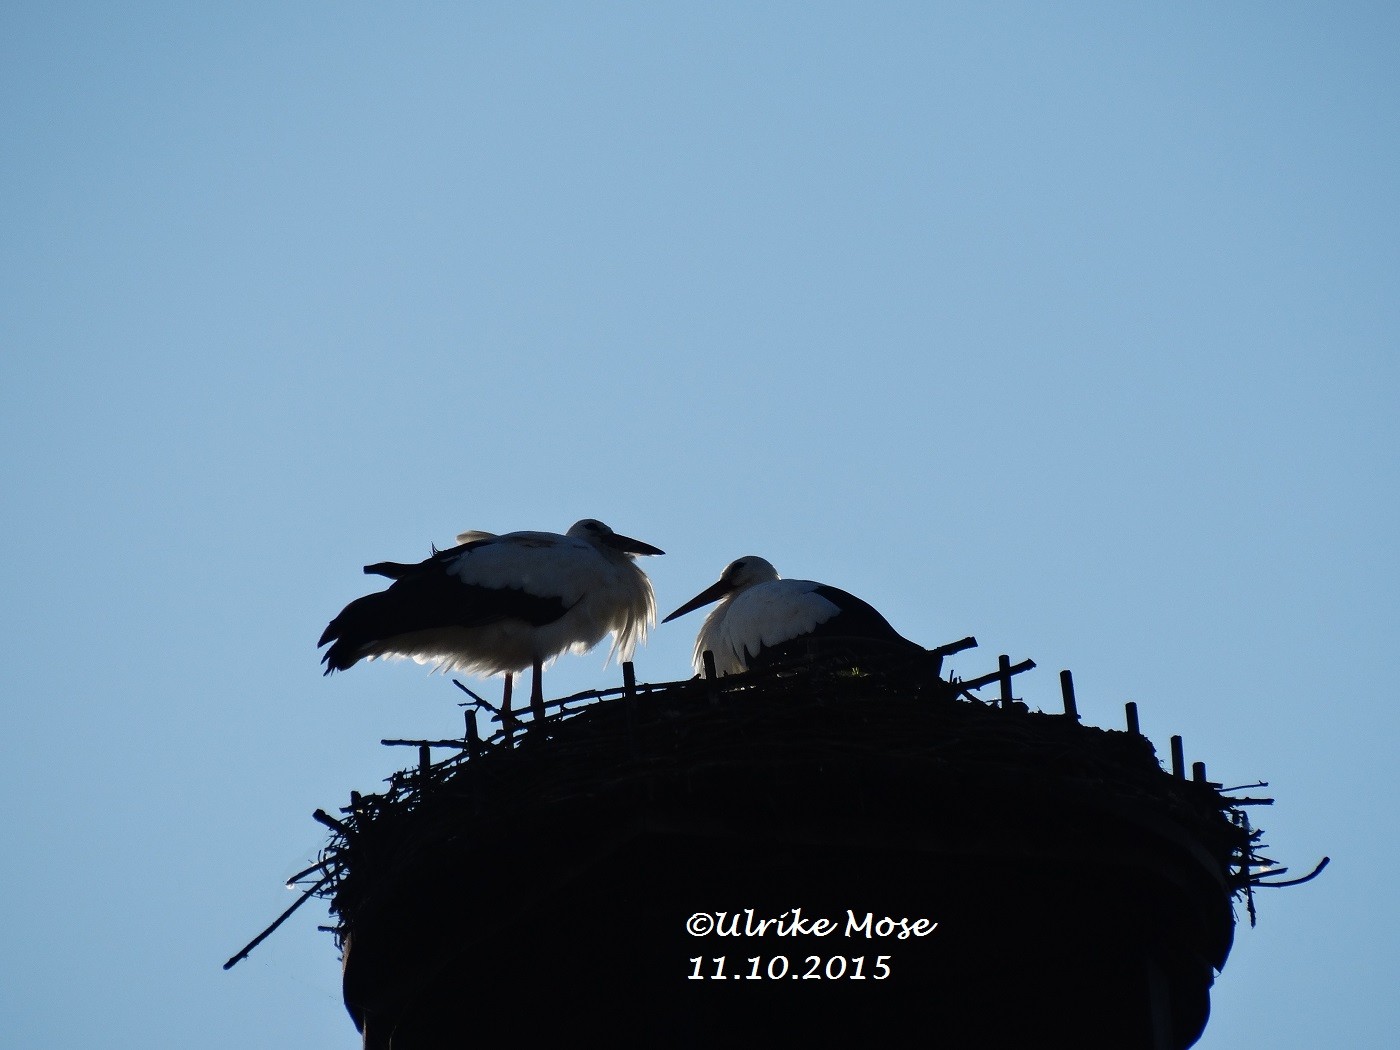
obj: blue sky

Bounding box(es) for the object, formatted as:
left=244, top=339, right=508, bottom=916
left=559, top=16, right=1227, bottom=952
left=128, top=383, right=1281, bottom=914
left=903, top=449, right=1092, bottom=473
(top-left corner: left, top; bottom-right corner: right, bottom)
left=2, top=3, right=1396, bottom=1046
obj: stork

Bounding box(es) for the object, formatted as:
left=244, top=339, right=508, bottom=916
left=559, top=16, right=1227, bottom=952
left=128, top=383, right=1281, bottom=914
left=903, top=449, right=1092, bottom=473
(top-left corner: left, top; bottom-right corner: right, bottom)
left=319, top=519, right=663, bottom=719
left=662, top=556, right=923, bottom=676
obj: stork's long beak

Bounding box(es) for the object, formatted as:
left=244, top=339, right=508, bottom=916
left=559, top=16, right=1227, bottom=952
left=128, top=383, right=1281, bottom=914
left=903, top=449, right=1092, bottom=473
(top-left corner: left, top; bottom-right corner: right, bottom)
left=662, top=578, right=732, bottom=623
left=605, top=532, right=665, bottom=557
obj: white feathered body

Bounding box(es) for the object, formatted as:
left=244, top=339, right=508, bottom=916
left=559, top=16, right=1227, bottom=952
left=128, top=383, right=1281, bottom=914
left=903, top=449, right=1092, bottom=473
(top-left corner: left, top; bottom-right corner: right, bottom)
left=695, top=579, right=843, bottom=675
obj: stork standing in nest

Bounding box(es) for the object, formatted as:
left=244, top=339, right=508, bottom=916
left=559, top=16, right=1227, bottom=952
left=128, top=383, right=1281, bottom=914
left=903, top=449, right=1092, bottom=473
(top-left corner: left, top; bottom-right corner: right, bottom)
left=664, top=556, right=923, bottom=676
left=319, top=519, right=663, bottom=717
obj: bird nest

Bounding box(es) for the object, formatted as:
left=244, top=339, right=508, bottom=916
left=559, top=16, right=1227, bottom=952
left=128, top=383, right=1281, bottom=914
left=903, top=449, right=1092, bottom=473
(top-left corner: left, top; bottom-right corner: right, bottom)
left=219, top=640, right=1328, bottom=1050
left=283, top=644, right=1292, bottom=953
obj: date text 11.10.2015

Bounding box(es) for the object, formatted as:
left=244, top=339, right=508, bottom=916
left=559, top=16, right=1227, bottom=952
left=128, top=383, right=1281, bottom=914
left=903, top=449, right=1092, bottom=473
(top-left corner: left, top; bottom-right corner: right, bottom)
left=688, top=955, right=892, bottom=981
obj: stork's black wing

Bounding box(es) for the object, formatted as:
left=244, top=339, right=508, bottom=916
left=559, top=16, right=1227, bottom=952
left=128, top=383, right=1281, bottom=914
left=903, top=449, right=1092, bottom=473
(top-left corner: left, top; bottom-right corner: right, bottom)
left=318, top=551, right=570, bottom=673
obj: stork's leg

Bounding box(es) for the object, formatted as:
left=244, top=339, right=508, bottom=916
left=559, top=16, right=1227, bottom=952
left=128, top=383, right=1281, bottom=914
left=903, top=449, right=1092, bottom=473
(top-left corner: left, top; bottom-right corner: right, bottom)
left=529, top=657, right=547, bottom=725
left=501, top=672, right=514, bottom=745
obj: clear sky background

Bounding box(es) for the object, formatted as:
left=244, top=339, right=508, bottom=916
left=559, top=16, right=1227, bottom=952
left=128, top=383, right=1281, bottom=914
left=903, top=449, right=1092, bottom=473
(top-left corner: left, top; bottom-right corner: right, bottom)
left=3, top=3, right=1396, bottom=1046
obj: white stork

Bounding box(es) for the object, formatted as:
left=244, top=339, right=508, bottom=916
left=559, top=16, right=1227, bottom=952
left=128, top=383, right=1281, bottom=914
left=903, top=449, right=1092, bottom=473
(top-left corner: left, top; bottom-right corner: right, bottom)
left=319, top=519, right=663, bottom=713
left=662, top=556, right=923, bottom=676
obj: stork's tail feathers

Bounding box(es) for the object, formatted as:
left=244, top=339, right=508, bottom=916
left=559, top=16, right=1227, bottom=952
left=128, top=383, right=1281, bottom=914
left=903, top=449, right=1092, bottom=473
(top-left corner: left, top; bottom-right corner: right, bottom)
left=317, top=590, right=401, bottom=674
left=318, top=619, right=363, bottom=674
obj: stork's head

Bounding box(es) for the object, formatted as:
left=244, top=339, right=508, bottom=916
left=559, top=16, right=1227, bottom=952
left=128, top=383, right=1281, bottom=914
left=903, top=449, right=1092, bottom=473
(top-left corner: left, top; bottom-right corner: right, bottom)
left=568, top=519, right=665, bottom=558
left=662, top=556, right=780, bottom=622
